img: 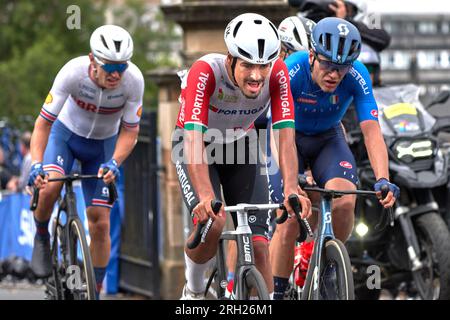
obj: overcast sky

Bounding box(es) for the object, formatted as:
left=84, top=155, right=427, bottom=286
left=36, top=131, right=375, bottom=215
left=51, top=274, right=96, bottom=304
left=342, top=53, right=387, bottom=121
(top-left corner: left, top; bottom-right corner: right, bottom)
left=368, top=0, right=450, bottom=14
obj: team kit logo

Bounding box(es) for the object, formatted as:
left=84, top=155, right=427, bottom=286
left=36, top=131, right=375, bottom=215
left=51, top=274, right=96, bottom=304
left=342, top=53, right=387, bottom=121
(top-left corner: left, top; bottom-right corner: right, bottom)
left=339, top=161, right=353, bottom=169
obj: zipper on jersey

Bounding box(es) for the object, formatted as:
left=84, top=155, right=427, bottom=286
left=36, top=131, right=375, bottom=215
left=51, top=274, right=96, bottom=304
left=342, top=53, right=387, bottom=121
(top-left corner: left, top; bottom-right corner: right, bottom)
left=87, top=88, right=103, bottom=138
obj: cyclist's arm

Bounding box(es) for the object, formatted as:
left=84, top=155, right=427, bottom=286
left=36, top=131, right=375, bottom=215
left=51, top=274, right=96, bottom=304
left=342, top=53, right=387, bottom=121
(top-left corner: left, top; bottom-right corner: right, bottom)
left=351, top=61, right=389, bottom=181
left=269, top=59, right=298, bottom=195
left=30, top=117, right=53, bottom=165
left=116, top=68, right=145, bottom=165
left=360, top=120, right=389, bottom=180
left=182, top=60, right=216, bottom=204
left=30, top=61, right=74, bottom=164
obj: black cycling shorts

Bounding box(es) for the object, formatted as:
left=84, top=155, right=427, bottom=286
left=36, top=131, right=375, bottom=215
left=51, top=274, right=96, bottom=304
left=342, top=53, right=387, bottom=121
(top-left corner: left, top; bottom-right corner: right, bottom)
left=172, top=127, right=271, bottom=239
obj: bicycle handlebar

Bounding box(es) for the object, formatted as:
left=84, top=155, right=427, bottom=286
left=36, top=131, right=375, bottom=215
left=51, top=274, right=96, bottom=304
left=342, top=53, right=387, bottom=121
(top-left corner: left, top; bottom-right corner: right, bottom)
left=186, top=200, right=222, bottom=250
left=30, top=169, right=118, bottom=211
left=298, top=175, right=395, bottom=230
left=275, top=194, right=314, bottom=243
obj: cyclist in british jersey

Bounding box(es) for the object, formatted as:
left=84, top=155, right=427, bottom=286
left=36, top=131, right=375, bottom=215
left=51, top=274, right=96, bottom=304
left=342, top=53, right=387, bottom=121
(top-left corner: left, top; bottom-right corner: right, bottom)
left=172, top=13, right=311, bottom=300
left=28, top=25, right=144, bottom=298
left=268, top=17, right=400, bottom=299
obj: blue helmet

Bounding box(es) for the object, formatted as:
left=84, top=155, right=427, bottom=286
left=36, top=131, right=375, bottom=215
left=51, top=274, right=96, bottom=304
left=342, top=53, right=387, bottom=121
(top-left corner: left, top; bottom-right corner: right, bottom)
left=310, top=17, right=361, bottom=64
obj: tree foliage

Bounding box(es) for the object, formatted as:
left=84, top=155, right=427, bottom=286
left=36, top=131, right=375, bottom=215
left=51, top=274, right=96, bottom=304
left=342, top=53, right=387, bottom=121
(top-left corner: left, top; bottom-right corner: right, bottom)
left=0, top=0, right=181, bottom=124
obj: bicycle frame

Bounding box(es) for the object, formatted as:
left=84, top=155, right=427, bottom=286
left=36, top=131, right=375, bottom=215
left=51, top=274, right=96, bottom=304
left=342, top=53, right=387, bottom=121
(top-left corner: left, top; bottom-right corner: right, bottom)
left=307, top=193, right=335, bottom=300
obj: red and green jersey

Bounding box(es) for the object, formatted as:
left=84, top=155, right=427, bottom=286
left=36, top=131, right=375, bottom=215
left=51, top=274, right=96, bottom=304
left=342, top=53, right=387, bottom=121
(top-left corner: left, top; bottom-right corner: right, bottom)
left=176, top=54, right=295, bottom=144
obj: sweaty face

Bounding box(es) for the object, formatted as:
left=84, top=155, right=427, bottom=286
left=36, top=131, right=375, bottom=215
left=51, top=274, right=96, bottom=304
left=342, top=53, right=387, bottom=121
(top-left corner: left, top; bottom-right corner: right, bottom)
left=309, top=51, right=350, bottom=93
left=230, top=57, right=271, bottom=99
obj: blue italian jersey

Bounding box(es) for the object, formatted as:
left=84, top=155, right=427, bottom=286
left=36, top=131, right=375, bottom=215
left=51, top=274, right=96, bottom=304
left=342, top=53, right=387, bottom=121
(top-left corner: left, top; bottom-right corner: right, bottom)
left=285, top=51, right=379, bottom=135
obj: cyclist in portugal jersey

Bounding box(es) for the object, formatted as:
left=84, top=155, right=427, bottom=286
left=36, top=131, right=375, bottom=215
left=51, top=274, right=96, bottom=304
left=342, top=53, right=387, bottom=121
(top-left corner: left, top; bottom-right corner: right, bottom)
left=172, top=13, right=311, bottom=300
left=268, top=17, right=400, bottom=299
left=28, top=25, right=144, bottom=299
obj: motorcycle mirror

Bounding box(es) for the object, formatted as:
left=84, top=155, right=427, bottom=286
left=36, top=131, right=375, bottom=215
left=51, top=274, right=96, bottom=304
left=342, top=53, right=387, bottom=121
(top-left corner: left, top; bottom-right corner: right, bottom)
left=427, top=90, right=450, bottom=109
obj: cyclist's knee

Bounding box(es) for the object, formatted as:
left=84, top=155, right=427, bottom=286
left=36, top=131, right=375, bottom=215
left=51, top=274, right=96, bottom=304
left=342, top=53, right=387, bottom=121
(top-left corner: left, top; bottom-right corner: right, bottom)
left=274, top=218, right=299, bottom=242
left=36, top=181, right=63, bottom=213
left=89, top=218, right=110, bottom=240
left=87, top=207, right=111, bottom=238
left=333, top=197, right=355, bottom=216
left=252, top=238, right=269, bottom=267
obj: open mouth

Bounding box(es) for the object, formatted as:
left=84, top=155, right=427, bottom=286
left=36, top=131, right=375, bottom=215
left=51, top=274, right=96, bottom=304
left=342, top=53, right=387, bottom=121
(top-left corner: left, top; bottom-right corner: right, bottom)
left=324, top=79, right=338, bottom=89
left=245, top=81, right=263, bottom=94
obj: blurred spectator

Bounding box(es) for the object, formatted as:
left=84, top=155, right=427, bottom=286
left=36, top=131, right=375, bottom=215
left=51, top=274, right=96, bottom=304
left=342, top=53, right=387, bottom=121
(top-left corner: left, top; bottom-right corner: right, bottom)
left=0, top=146, right=14, bottom=191
left=18, top=131, right=32, bottom=191
left=296, top=0, right=391, bottom=52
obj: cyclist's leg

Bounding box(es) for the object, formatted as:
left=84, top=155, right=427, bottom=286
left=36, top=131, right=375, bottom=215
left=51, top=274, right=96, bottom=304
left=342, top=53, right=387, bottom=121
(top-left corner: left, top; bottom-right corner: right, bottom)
left=77, top=134, right=117, bottom=295
left=31, top=120, right=74, bottom=277
left=172, top=128, right=225, bottom=297
left=311, top=125, right=358, bottom=242
left=220, top=132, right=273, bottom=294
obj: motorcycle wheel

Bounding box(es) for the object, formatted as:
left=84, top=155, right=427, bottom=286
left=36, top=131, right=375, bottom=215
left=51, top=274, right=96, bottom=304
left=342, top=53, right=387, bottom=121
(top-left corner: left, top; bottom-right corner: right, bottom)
left=413, top=212, right=450, bottom=300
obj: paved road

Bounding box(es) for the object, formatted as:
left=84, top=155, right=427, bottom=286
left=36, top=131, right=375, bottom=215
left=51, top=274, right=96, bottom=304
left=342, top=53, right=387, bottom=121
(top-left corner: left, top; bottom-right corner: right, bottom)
left=0, top=278, right=147, bottom=300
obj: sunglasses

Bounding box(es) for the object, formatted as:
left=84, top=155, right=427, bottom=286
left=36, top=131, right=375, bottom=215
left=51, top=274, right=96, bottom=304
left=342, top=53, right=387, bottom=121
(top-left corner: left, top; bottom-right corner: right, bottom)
left=314, top=53, right=352, bottom=74
left=94, top=55, right=128, bottom=74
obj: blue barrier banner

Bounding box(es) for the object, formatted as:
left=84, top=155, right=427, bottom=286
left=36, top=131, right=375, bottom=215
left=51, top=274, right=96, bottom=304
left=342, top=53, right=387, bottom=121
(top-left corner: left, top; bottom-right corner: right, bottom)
left=0, top=186, right=89, bottom=261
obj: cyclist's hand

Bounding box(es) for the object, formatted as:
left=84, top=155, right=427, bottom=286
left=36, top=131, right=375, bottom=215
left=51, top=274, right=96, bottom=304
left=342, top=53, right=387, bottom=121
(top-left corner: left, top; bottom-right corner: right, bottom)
left=329, top=0, right=347, bottom=19
left=374, top=178, right=399, bottom=208
left=98, top=159, right=119, bottom=184
left=284, top=191, right=312, bottom=220
left=192, top=197, right=223, bottom=224
left=28, top=162, right=48, bottom=190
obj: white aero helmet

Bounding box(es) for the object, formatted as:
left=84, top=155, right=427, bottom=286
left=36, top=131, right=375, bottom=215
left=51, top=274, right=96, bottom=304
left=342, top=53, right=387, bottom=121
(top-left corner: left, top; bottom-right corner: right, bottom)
left=278, top=16, right=316, bottom=52
left=90, top=25, right=134, bottom=62
left=224, top=13, right=280, bottom=65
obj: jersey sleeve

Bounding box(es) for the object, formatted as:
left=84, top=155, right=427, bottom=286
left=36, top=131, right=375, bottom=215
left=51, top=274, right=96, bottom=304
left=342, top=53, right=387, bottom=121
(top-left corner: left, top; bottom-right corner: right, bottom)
left=39, top=60, right=75, bottom=123
left=181, top=60, right=216, bottom=133
left=349, top=61, right=379, bottom=123
left=269, top=58, right=295, bottom=130
left=122, top=67, right=145, bottom=129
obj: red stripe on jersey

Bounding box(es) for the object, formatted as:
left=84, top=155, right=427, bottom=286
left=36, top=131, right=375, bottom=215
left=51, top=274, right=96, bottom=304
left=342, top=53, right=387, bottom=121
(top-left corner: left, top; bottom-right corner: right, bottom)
left=176, top=60, right=216, bottom=130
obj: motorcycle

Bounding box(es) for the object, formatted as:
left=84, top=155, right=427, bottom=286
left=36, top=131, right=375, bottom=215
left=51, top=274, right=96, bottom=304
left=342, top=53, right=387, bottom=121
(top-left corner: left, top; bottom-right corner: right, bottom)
left=345, top=84, right=450, bottom=300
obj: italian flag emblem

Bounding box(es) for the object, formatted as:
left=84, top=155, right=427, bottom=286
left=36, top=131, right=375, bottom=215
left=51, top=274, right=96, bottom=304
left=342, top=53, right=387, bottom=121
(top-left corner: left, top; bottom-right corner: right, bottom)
left=330, top=95, right=339, bottom=104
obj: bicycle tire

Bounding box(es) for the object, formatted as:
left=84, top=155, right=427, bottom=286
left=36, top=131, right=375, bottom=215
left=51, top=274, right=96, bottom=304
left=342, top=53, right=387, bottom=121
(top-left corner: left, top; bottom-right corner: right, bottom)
left=304, top=239, right=354, bottom=300
left=44, top=218, right=64, bottom=300
left=67, top=218, right=96, bottom=300
left=240, top=267, right=270, bottom=300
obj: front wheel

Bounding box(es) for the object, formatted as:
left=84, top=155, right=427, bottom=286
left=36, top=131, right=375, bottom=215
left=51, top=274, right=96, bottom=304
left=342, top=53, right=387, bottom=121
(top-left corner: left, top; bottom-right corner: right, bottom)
left=304, top=239, right=354, bottom=300
left=238, top=267, right=270, bottom=300
left=413, top=212, right=450, bottom=299
left=66, top=219, right=96, bottom=300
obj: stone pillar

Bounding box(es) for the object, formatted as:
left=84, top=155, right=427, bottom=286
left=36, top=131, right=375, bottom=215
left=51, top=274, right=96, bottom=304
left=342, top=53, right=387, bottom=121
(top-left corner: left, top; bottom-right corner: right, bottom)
left=150, top=0, right=295, bottom=299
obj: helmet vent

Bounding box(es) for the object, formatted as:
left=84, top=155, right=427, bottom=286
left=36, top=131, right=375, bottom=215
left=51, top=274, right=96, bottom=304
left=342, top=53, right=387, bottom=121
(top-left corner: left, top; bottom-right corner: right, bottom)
left=233, top=21, right=243, bottom=37
left=325, top=33, right=332, bottom=51
left=349, top=40, right=360, bottom=56
left=269, top=22, right=279, bottom=40
left=338, top=37, right=346, bottom=56
left=100, top=35, right=109, bottom=49
left=268, top=51, right=278, bottom=61
left=258, top=39, right=265, bottom=59
left=254, top=20, right=262, bottom=24
left=238, top=47, right=252, bottom=60
left=293, top=27, right=302, bottom=47
left=114, top=40, right=122, bottom=53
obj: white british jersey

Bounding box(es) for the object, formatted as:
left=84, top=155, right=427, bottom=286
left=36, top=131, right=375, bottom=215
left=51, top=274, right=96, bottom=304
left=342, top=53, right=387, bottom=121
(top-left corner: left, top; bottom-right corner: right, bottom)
left=40, top=56, right=144, bottom=139
left=176, top=54, right=295, bottom=144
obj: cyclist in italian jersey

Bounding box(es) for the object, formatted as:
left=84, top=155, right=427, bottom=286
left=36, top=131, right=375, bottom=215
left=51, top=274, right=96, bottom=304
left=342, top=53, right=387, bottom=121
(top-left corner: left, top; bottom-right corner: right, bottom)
left=28, top=25, right=144, bottom=299
left=268, top=17, right=400, bottom=299
left=173, top=13, right=311, bottom=300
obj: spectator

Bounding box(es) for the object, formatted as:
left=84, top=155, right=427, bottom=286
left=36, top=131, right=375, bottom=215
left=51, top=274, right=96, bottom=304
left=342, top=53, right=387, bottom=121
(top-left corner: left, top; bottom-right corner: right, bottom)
left=0, top=146, right=15, bottom=191
left=18, top=131, right=32, bottom=191
left=296, top=0, right=391, bottom=52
